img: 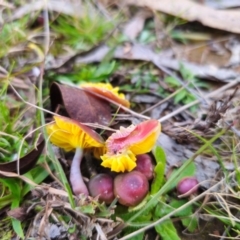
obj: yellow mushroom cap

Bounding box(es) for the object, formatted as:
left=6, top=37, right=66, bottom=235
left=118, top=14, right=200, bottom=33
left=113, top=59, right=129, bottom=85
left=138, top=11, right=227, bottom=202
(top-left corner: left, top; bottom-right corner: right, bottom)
left=46, top=116, right=104, bottom=152
left=100, top=120, right=161, bottom=172
left=101, top=149, right=136, bottom=172
left=80, top=83, right=130, bottom=108
left=92, top=145, right=107, bottom=159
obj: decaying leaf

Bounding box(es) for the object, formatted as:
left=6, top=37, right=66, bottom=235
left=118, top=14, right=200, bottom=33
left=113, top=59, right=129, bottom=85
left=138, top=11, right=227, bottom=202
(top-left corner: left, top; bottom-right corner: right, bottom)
left=50, top=82, right=112, bottom=125
left=0, top=137, right=45, bottom=176
left=9, top=0, right=82, bottom=21
left=74, top=44, right=240, bottom=82
left=205, top=0, right=240, bottom=9
left=123, top=9, right=152, bottom=40
left=122, top=0, right=240, bottom=34
left=7, top=207, right=28, bottom=221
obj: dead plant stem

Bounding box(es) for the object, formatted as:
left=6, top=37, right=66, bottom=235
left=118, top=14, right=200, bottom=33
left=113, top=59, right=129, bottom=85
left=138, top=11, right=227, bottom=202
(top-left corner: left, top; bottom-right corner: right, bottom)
left=158, top=78, right=240, bottom=122
left=140, top=86, right=184, bottom=114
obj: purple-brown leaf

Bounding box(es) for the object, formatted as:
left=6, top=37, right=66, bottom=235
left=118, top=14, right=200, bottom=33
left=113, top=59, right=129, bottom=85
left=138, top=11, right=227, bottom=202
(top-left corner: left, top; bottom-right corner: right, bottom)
left=50, top=82, right=112, bottom=125
left=0, top=136, right=45, bottom=176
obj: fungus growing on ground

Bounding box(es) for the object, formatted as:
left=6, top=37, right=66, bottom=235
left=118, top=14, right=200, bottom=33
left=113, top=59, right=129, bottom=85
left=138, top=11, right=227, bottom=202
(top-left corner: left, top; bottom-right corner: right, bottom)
left=80, top=82, right=130, bottom=108
left=134, top=154, right=155, bottom=180
left=46, top=116, right=104, bottom=196
left=88, top=173, right=114, bottom=204
left=177, top=177, right=199, bottom=197
left=100, top=120, right=161, bottom=172
left=114, top=171, right=149, bottom=206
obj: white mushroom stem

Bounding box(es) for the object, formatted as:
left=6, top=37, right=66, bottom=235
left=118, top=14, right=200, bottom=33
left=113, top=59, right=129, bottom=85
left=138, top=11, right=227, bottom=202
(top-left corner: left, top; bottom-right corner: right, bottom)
left=70, top=147, right=89, bottom=196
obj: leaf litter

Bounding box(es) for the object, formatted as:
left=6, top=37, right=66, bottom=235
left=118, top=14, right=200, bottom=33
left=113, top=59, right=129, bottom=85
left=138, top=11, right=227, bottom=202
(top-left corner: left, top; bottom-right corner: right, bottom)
left=1, top=0, right=240, bottom=239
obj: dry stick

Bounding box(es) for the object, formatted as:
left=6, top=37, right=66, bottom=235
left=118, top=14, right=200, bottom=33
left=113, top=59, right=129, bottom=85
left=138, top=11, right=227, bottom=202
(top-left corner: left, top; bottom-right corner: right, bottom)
left=0, top=169, right=70, bottom=197
left=9, top=83, right=59, bottom=117
left=17, top=123, right=52, bottom=175
left=140, top=87, right=184, bottom=115
left=10, top=85, right=115, bottom=132
left=157, top=64, right=207, bottom=105
left=158, top=78, right=240, bottom=123
left=118, top=169, right=238, bottom=240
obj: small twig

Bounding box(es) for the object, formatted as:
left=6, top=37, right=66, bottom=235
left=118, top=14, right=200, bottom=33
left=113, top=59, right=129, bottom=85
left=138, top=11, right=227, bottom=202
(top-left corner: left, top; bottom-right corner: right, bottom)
left=156, top=64, right=208, bottom=105
left=140, top=86, right=184, bottom=115
left=9, top=83, right=59, bottom=117
left=158, top=78, right=240, bottom=122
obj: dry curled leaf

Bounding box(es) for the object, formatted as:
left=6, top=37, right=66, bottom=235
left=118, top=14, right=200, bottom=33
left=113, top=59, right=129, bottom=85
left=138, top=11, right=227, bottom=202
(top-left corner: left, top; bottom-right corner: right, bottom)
left=74, top=44, right=239, bottom=82
left=205, top=0, right=240, bottom=9
left=0, top=136, right=45, bottom=176
left=123, top=0, right=240, bottom=34
left=50, top=82, right=112, bottom=125
left=9, top=0, right=82, bottom=21
left=7, top=207, right=28, bottom=221
left=123, top=10, right=152, bottom=40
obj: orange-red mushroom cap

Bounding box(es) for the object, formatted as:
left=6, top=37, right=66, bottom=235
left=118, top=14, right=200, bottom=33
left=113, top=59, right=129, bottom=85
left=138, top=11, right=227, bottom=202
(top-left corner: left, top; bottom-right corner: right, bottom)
left=100, top=120, right=161, bottom=172
left=80, top=83, right=130, bottom=108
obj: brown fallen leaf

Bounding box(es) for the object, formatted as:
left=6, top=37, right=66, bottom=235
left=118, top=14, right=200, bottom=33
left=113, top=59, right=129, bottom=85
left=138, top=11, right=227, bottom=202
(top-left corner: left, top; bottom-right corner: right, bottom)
left=205, top=0, right=240, bottom=9
left=8, top=207, right=28, bottom=221
left=0, top=136, right=45, bottom=177
left=74, top=44, right=239, bottom=82
left=122, top=0, right=240, bottom=34
left=50, top=82, right=112, bottom=125
left=123, top=9, right=152, bottom=40
left=9, top=0, right=82, bottom=21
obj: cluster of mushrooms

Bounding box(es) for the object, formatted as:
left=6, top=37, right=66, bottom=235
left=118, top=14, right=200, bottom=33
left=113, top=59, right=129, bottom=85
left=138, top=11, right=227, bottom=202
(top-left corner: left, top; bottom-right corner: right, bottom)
left=46, top=83, right=199, bottom=206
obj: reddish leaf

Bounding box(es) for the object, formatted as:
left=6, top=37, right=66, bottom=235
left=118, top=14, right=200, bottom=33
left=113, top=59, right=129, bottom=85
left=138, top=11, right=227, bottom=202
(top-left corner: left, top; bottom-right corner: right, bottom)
left=50, top=82, right=112, bottom=125
left=0, top=137, right=45, bottom=177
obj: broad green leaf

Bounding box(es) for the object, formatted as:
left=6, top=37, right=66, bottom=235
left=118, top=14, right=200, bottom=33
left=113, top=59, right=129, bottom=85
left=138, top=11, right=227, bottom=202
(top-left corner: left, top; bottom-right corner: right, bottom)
left=68, top=224, right=76, bottom=234
left=170, top=199, right=190, bottom=217
left=153, top=146, right=167, bottom=164
left=174, top=90, right=187, bottom=104
left=12, top=219, right=24, bottom=239
left=138, top=29, right=156, bottom=43
left=164, top=76, right=180, bottom=87
left=154, top=201, right=172, bottom=218
left=0, top=179, right=24, bottom=238
left=185, top=95, right=196, bottom=104
left=179, top=63, right=194, bottom=80
left=118, top=204, right=152, bottom=225
left=169, top=199, right=198, bottom=232
left=154, top=199, right=192, bottom=218
left=151, top=146, right=166, bottom=194
left=23, top=165, right=49, bottom=195
left=182, top=216, right=198, bottom=232
left=155, top=220, right=180, bottom=240
left=195, top=81, right=209, bottom=88
left=76, top=204, right=95, bottom=214
left=151, top=163, right=165, bottom=194
left=0, top=179, right=22, bottom=200
left=154, top=200, right=197, bottom=233
left=95, top=61, right=116, bottom=78
left=0, top=138, right=11, bottom=148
